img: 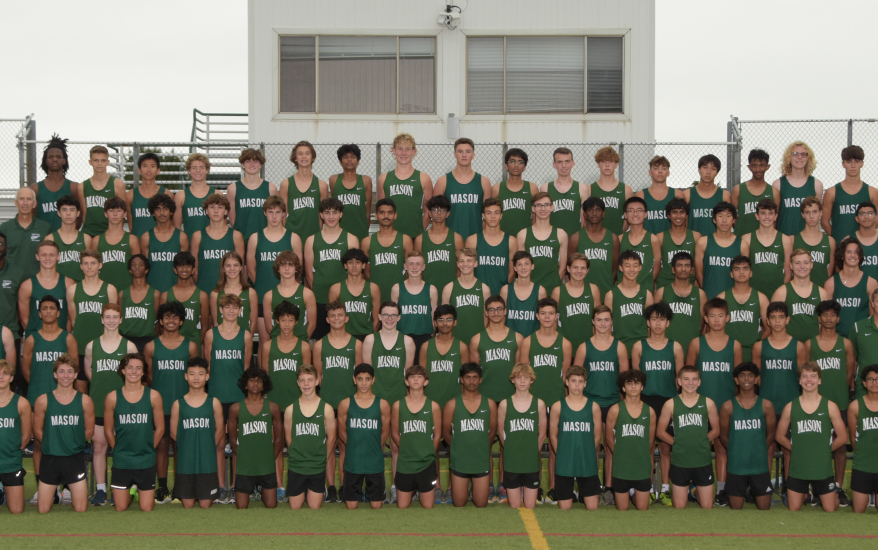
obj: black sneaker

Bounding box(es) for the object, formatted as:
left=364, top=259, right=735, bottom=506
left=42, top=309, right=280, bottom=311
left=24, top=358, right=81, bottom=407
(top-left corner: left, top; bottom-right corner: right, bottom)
left=155, top=487, right=172, bottom=504
left=325, top=485, right=338, bottom=503
left=715, top=490, right=730, bottom=507
left=836, top=487, right=851, bottom=507
left=536, top=487, right=544, bottom=505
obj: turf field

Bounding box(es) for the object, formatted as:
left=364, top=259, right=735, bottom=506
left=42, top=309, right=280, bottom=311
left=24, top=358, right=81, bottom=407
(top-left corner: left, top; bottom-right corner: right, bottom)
left=2, top=458, right=875, bottom=550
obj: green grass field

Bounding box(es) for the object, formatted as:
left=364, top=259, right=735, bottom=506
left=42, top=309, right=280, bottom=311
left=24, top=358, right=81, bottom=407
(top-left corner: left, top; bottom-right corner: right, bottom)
left=2, top=457, right=876, bottom=550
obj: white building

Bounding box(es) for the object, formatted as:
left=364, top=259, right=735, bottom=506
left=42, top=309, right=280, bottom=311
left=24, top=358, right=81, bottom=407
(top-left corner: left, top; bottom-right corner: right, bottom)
left=247, top=0, right=655, bottom=145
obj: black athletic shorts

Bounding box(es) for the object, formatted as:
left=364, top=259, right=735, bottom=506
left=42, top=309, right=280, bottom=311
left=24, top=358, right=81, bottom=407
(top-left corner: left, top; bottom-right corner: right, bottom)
left=175, top=472, right=219, bottom=501
left=449, top=468, right=489, bottom=479
left=612, top=477, right=651, bottom=494
left=554, top=474, right=601, bottom=501
left=235, top=472, right=278, bottom=494
left=162, top=414, right=172, bottom=439
left=122, top=334, right=152, bottom=353
left=503, top=471, right=540, bottom=490
left=343, top=470, right=386, bottom=502
left=395, top=461, right=438, bottom=494
left=287, top=470, right=325, bottom=497
left=77, top=356, right=88, bottom=381
left=351, top=333, right=368, bottom=342
left=0, top=468, right=26, bottom=487
left=257, top=303, right=264, bottom=319
left=837, top=409, right=849, bottom=428
left=410, top=334, right=432, bottom=358
left=40, top=453, right=87, bottom=486
left=786, top=476, right=836, bottom=497
left=221, top=402, right=233, bottom=425
left=670, top=463, right=714, bottom=488
left=851, top=469, right=878, bottom=495
left=599, top=406, right=611, bottom=424
left=111, top=465, right=157, bottom=491
left=311, top=304, right=330, bottom=341
left=726, top=471, right=772, bottom=499
left=94, top=416, right=104, bottom=427
left=641, top=394, right=672, bottom=426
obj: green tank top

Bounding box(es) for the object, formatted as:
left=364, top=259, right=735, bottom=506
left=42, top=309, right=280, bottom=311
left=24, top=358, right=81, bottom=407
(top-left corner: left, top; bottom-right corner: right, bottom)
left=529, top=332, right=565, bottom=406
left=444, top=172, right=484, bottom=240
left=525, top=226, right=561, bottom=291
left=728, top=396, right=769, bottom=475
left=216, top=288, right=252, bottom=332
left=617, top=231, right=655, bottom=287
left=583, top=338, right=621, bottom=407
left=656, top=229, right=697, bottom=288
left=449, top=278, right=485, bottom=343
left=232, top=180, right=270, bottom=242
left=557, top=284, right=595, bottom=352
left=789, top=397, right=833, bottom=479
left=165, top=286, right=203, bottom=347
left=130, top=186, right=167, bottom=238
left=52, top=230, right=86, bottom=282
left=639, top=338, right=677, bottom=398
left=285, top=175, right=321, bottom=241
left=831, top=182, right=870, bottom=241
left=27, top=331, right=69, bottom=406
left=724, top=287, right=761, bottom=362
left=861, top=238, right=878, bottom=285
left=792, top=232, right=832, bottom=287
left=397, top=397, right=436, bottom=474
left=671, top=394, right=711, bottom=468
left=853, top=396, right=878, bottom=473
left=547, top=181, right=582, bottom=237
left=71, top=281, right=110, bottom=352
left=267, top=338, right=303, bottom=411
left=778, top=176, right=816, bottom=236
left=236, top=398, right=275, bottom=476
left=339, top=281, right=373, bottom=337
left=695, top=334, right=735, bottom=408
left=590, top=181, right=625, bottom=235
left=0, top=395, right=23, bottom=472
left=345, top=396, right=384, bottom=474
left=81, top=177, right=116, bottom=236
left=332, top=175, right=369, bottom=241
left=42, top=392, right=87, bottom=456
left=577, top=227, right=615, bottom=298
left=498, top=181, right=533, bottom=236
left=610, top=285, right=648, bottom=352
left=319, top=334, right=356, bottom=408
left=759, top=337, right=800, bottom=413
left=208, top=327, right=245, bottom=404
left=25, top=274, right=68, bottom=337
left=89, top=337, right=128, bottom=417
left=688, top=186, right=722, bottom=237
left=288, top=399, right=329, bottom=475
left=478, top=328, right=517, bottom=403
left=750, top=231, right=785, bottom=299
left=383, top=170, right=424, bottom=239
left=423, top=337, right=462, bottom=407
left=176, top=395, right=217, bottom=475
left=196, top=227, right=234, bottom=293
left=475, top=232, right=510, bottom=296
left=36, top=178, right=72, bottom=230
left=555, top=398, right=598, bottom=478
left=833, top=273, right=871, bottom=338
left=421, top=229, right=457, bottom=293
left=702, top=234, right=742, bottom=299
left=310, top=230, right=349, bottom=304
left=372, top=332, right=407, bottom=404
left=505, top=282, right=540, bottom=337
left=368, top=232, right=405, bottom=302
left=253, top=230, right=290, bottom=301
left=397, top=281, right=433, bottom=336
left=97, top=232, right=133, bottom=289
left=613, top=400, right=652, bottom=480
left=784, top=282, right=820, bottom=342
left=503, top=396, right=540, bottom=474
left=736, top=182, right=775, bottom=235
left=146, top=228, right=182, bottom=292
left=810, top=335, right=848, bottom=410
left=643, top=187, right=674, bottom=235
left=120, top=287, right=156, bottom=338
left=663, top=284, right=702, bottom=348
left=151, top=337, right=192, bottom=415
left=269, top=284, right=307, bottom=339
left=112, top=388, right=155, bottom=469
left=450, top=394, right=491, bottom=475
left=181, top=187, right=209, bottom=237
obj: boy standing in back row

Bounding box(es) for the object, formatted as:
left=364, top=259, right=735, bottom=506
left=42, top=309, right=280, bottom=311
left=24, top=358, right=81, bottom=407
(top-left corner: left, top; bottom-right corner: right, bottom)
left=590, top=147, right=633, bottom=235
left=433, top=138, right=492, bottom=240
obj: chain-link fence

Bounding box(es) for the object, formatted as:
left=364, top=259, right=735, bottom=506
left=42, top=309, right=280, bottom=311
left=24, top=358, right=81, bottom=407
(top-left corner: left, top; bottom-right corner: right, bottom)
left=0, top=116, right=35, bottom=193
left=731, top=117, right=878, bottom=186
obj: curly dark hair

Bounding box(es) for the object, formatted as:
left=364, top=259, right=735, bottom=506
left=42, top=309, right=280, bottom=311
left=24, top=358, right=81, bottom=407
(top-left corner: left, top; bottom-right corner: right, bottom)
left=237, top=366, right=273, bottom=396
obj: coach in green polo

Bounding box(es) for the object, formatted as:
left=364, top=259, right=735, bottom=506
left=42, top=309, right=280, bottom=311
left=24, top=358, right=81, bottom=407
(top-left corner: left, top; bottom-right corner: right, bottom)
left=0, top=187, right=51, bottom=277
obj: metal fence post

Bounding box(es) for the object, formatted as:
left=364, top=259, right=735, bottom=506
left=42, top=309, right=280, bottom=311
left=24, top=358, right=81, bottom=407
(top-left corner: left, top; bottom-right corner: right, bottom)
left=848, top=120, right=854, bottom=147
left=376, top=142, right=382, bottom=183
left=618, top=143, right=625, bottom=183
left=18, top=134, right=25, bottom=188
left=132, top=143, right=141, bottom=187
left=259, top=143, right=266, bottom=179
left=501, top=142, right=509, bottom=181
left=25, top=120, right=36, bottom=185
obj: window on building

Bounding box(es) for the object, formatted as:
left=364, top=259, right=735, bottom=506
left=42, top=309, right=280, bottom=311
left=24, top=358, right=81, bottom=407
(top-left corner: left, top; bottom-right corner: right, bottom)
left=279, top=36, right=435, bottom=114
left=466, top=36, right=623, bottom=114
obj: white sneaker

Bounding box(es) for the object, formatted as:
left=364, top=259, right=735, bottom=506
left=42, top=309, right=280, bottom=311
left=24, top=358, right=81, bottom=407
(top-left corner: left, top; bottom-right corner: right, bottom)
left=29, top=491, right=39, bottom=505
left=60, top=489, right=72, bottom=504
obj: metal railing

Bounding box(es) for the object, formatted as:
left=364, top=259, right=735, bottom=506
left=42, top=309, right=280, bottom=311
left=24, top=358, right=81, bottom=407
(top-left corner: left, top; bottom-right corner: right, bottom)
left=190, top=109, right=248, bottom=145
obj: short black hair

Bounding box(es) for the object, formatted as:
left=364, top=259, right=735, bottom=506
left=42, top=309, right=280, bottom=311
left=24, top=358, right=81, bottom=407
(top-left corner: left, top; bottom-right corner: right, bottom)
left=712, top=201, right=737, bottom=220
left=842, top=146, right=865, bottom=162
left=426, top=194, right=451, bottom=211
left=857, top=202, right=877, bottom=216
left=434, top=304, right=457, bottom=321
left=730, top=255, right=751, bottom=270
left=624, top=196, right=648, bottom=212
left=698, top=154, right=722, bottom=172
left=766, top=301, right=789, bottom=318
left=127, top=253, right=150, bottom=272
left=733, top=362, right=760, bottom=378
left=459, top=362, right=482, bottom=378
left=644, top=301, right=673, bottom=321
left=319, top=197, right=345, bottom=213
left=273, top=301, right=301, bottom=322
left=186, top=357, right=209, bottom=372
left=173, top=251, right=196, bottom=268
left=237, top=366, right=273, bottom=395
left=38, top=294, right=61, bottom=310
left=861, top=364, right=878, bottom=384
left=342, top=247, right=368, bottom=265
left=671, top=251, right=693, bottom=267
left=137, top=152, right=161, bottom=169
left=815, top=299, right=841, bottom=317
left=354, top=363, right=375, bottom=378
left=375, top=197, right=397, bottom=212
left=582, top=196, right=606, bottom=213
left=157, top=301, right=186, bottom=322
left=337, top=144, right=361, bottom=161
left=148, top=192, right=176, bottom=215
left=617, top=369, right=647, bottom=392
left=665, top=197, right=689, bottom=218
left=56, top=195, right=81, bottom=211
left=747, top=149, right=770, bottom=164
left=618, top=250, right=642, bottom=266
left=505, top=148, right=528, bottom=165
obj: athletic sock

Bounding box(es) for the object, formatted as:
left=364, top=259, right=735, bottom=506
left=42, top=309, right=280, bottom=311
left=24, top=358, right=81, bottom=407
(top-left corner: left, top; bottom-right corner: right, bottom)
left=661, top=484, right=669, bottom=492
left=158, top=477, right=168, bottom=491
left=97, top=483, right=106, bottom=492
left=716, top=481, right=725, bottom=492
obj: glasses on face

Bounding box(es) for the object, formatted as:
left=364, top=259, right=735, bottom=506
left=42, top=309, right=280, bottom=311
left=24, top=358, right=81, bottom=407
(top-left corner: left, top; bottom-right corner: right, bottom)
left=506, top=159, right=526, bottom=166
left=534, top=203, right=552, bottom=209
left=486, top=307, right=505, bottom=313
left=866, top=377, right=878, bottom=383
left=431, top=207, right=448, bottom=213
left=791, top=151, right=809, bottom=158
left=379, top=313, right=399, bottom=319
left=860, top=211, right=876, bottom=217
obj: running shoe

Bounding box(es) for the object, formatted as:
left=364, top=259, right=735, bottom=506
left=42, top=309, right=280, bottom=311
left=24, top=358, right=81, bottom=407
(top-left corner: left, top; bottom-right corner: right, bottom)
left=155, top=487, right=172, bottom=504
left=29, top=491, right=39, bottom=505
left=544, top=488, right=558, bottom=505
left=714, top=490, right=730, bottom=507
left=325, top=485, right=338, bottom=503
left=600, top=488, right=615, bottom=506
left=60, top=489, right=71, bottom=504
left=277, top=487, right=287, bottom=503
left=434, top=489, right=446, bottom=504
left=227, top=490, right=236, bottom=504
left=658, top=490, right=673, bottom=506
left=390, top=485, right=398, bottom=504
left=0, top=486, right=5, bottom=506
left=836, top=487, right=851, bottom=507
left=870, top=493, right=876, bottom=507
left=213, top=487, right=228, bottom=504
left=497, top=485, right=508, bottom=504
left=90, top=489, right=107, bottom=506
left=536, top=487, right=544, bottom=505
left=488, top=484, right=498, bottom=504
left=445, top=489, right=454, bottom=504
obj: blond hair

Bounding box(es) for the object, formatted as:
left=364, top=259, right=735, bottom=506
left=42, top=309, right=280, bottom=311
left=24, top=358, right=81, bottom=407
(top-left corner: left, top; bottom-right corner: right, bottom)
left=789, top=248, right=812, bottom=261
left=456, top=247, right=477, bottom=260
left=392, top=133, right=417, bottom=150
left=186, top=153, right=211, bottom=172
left=781, top=141, right=817, bottom=176
left=509, top=362, right=536, bottom=382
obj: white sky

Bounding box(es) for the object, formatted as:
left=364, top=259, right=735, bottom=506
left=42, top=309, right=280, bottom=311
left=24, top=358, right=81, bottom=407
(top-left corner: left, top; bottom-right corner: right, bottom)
left=2, top=0, right=877, bottom=143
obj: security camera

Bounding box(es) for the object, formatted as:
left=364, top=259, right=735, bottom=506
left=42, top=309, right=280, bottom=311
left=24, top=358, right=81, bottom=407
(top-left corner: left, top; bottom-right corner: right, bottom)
left=437, top=11, right=460, bottom=29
